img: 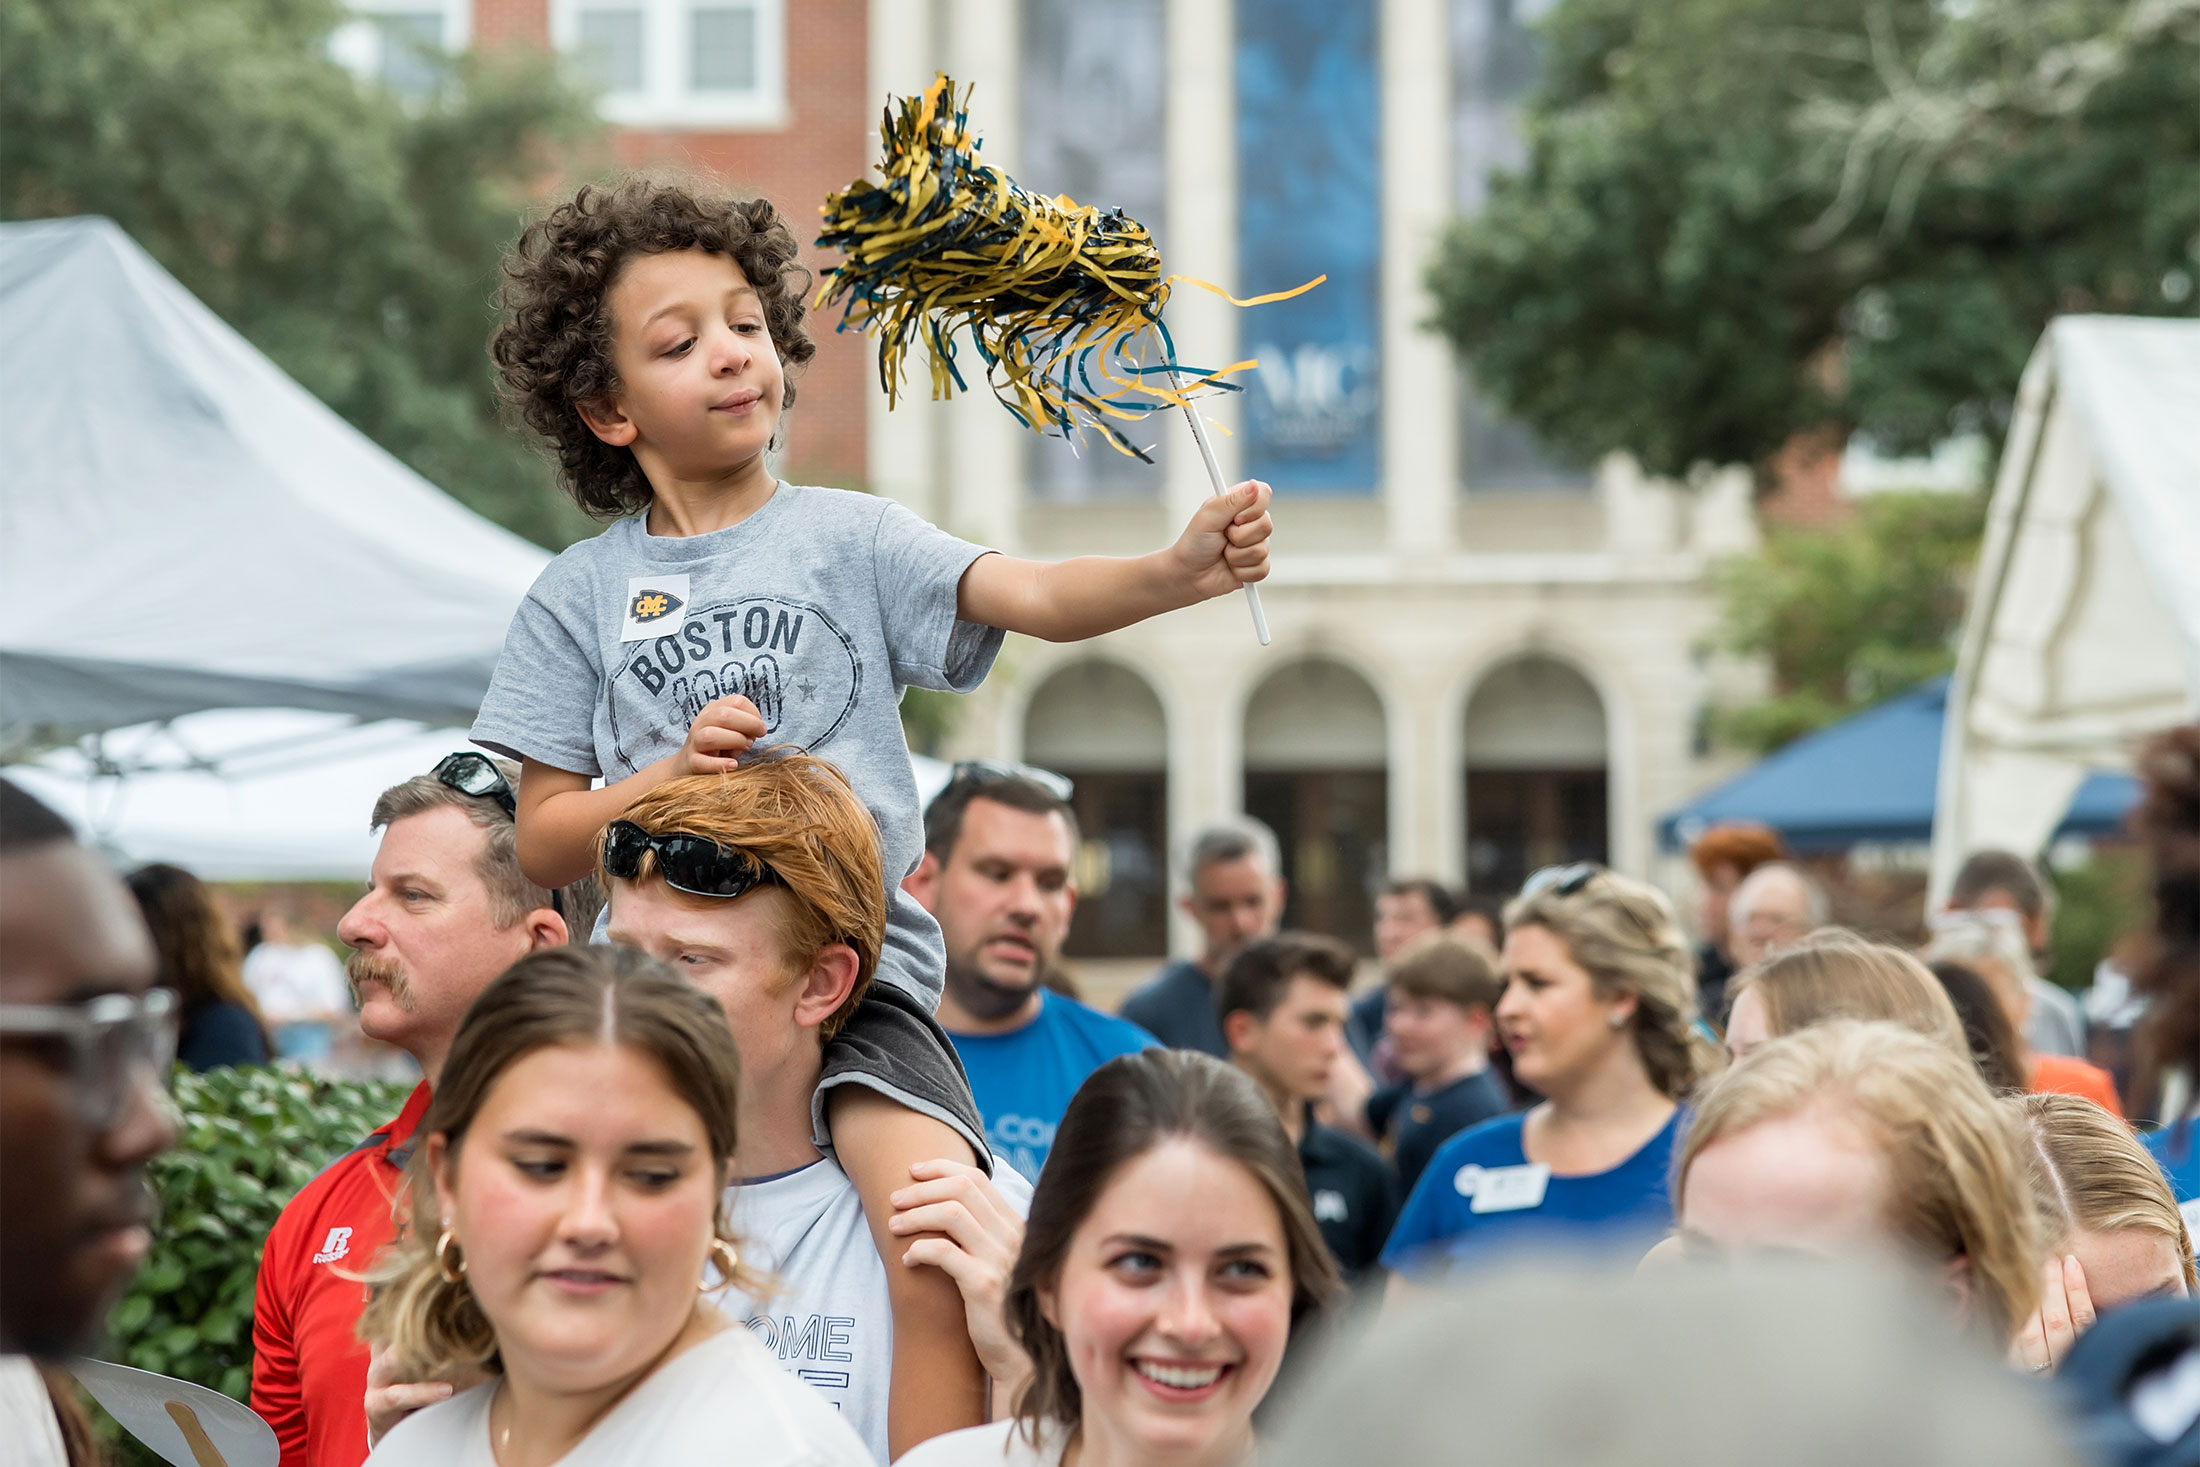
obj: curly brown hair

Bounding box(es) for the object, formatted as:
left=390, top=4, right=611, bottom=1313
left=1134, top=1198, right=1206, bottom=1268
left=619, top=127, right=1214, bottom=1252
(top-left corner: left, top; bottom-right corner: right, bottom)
left=491, top=176, right=818, bottom=519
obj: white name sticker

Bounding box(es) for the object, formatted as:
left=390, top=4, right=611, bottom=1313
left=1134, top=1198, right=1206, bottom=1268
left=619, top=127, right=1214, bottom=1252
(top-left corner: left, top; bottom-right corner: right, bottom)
left=1468, top=1162, right=1551, bottom=1214
left=620, top=574, right=692, bottom=643
left=1452, top=1164, right=1486, bottom=1199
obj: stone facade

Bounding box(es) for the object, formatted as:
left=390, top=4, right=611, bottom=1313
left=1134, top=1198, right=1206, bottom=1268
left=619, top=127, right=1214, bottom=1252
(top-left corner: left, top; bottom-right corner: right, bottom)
left=873, top=0, right=1756, bottom=958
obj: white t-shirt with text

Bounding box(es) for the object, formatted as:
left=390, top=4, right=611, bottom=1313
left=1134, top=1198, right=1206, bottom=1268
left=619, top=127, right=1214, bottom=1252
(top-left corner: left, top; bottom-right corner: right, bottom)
left=364, top=1325, right=870, bottom=1466
left=715, top=1152, right=1032, bottom=1464
left=895, top=1419, right=1068, bottom=1467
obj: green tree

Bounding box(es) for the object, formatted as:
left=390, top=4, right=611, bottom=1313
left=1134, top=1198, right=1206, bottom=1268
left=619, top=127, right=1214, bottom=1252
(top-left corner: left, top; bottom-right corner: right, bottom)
left=899, top=687, right=966, bottom=759
left=93, top=1065, right=414, bottom=1466
left=1709, top=490, right=1985, bottom=752
left=1427, top=0, right=2200, bottom=483
left=1, top=0, right=605, bottom=547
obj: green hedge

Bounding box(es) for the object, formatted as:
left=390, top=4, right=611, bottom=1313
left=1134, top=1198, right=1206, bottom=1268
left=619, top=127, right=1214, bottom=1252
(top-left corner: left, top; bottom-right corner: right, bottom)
left=106, top=1066, right=413, bottom=1403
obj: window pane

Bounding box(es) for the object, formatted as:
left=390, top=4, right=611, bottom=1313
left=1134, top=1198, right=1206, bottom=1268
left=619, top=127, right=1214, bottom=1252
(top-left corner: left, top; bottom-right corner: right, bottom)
left=577, top=7, right=646, bottom=93
left=374, top=11, right=445, bottom=98
left=691, top=6, right=758, bottom=92
left=1019, top=0, right=1168, bottom=500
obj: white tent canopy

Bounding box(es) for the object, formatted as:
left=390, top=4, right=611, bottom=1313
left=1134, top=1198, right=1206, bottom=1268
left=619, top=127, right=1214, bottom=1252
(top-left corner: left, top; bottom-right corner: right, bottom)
left=1930, top=315, right=2200, bottom=900
left=7, top=712, right=483, bottom=880
left=0, top=217, right=550, bottom=749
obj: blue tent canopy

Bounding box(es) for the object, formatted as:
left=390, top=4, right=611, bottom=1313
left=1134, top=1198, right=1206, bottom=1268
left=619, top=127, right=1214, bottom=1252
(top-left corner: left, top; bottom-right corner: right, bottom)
left=1659, top=678, right=2137, bottom=855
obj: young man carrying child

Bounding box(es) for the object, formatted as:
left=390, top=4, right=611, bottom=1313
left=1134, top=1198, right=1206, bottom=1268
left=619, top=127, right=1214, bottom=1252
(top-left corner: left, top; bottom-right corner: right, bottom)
left=468, top=179, right=1270, bottom=1448
left=604, top=756, right=1032, bottom=1463
left=1364, top=934, right=1511, bottom=1194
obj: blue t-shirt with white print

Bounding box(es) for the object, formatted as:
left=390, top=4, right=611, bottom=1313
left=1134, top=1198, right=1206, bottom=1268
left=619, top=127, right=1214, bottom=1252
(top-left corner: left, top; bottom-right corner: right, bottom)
left=1382, top=1108, right=1684, bottom=1278
left=946, top=991, right=1157, bottom=1183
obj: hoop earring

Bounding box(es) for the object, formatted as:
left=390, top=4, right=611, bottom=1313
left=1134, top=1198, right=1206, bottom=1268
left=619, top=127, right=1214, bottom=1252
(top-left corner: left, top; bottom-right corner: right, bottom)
left=435, top=1228, right=467, bottom=1284
left=702, top=1236, right=739, bottom=1293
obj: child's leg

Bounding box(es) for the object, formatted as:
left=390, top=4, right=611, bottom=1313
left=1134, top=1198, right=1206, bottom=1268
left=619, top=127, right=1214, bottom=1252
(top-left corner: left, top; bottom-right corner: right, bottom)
left=814, top=983, right=989, bottom=1169
left=821, top=989, right=990, bottom=1455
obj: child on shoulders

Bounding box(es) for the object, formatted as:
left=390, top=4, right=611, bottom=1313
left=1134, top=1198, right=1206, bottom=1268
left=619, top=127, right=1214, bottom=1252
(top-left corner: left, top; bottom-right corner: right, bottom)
left=468, top=175, right=1272, bottom=1445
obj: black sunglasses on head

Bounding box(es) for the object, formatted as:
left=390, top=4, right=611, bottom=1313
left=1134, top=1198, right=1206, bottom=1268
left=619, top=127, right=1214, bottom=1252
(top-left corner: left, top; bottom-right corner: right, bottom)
left=602, top=820, right=786, bottom=900
left=433, top=751, right=516, bottom=818
left=430, top=752, right=563, bottom=917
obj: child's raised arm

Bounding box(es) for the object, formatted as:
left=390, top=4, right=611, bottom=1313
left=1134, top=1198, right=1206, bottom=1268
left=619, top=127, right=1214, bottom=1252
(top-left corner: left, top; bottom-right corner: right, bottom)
left=511, top=695, right=769, bottom=888
left=956, top=479, right=1272, bottom=642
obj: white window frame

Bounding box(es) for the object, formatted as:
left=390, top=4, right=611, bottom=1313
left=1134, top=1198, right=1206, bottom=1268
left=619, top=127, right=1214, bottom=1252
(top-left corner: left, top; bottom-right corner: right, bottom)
left=550, top=0, right=788, bottom=131
left=330, top=0, right=472, bottom=90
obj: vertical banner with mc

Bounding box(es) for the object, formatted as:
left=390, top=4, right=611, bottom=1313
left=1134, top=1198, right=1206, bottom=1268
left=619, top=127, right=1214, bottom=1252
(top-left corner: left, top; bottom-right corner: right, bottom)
left=1235, top=0, right=1382, bottom=494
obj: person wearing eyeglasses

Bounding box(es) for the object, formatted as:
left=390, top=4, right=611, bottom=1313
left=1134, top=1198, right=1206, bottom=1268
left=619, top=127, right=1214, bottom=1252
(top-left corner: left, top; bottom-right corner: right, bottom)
left=601, top=754, right=1035, bottom=1461
left=250, top=754, right=578, bottom=1467
left=1726, top=862, right=1826, bottom=972
left=1381, top=866, right=1714, bottom=1282
left=0, top=779, right=177, bottom=1466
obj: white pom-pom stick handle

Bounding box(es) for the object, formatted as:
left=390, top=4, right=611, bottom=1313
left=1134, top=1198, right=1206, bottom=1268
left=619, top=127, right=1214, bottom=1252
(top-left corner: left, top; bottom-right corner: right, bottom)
left=1168, top=370, right=1271, bottom=646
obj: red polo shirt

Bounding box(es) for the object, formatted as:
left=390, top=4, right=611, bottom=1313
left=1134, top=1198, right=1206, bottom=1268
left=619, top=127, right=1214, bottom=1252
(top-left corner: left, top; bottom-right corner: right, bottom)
left=251, top=1082, right=430, bottom=1467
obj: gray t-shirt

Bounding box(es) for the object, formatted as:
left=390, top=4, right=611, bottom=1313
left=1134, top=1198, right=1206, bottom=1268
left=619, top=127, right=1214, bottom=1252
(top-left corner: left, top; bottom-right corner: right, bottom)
left=471, top=485, right=1003, bottom=1009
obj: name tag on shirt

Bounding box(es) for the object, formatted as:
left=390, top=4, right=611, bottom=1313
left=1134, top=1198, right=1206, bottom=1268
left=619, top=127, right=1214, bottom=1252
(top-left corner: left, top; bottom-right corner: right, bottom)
left=620, top=575, right=692, bottom=641
left=1468, top=1162, right=1551, bottom=1214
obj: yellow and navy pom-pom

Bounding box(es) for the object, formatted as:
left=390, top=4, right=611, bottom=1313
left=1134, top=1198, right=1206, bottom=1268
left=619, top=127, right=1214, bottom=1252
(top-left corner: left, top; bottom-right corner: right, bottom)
left=816, top=75, right=1314, bottom=461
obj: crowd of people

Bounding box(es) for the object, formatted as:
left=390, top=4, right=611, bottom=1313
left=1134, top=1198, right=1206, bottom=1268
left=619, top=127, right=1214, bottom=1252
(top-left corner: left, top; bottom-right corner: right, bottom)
left=3, top=172, right=2196, bottom=1466
left=4, top=735, right=2195, bottom=1465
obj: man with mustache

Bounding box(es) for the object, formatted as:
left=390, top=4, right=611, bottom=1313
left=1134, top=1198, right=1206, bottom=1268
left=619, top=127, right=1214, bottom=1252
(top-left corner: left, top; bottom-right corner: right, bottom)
left=250, top=757, right=574, bottom=1467
left=1, top=779, right=176, bottom=1463
left=904, top=770, right=1154, bottom=1185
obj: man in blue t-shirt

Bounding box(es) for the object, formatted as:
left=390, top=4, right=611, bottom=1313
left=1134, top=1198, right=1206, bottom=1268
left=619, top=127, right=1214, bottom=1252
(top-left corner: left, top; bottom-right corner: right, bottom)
left=906, top=769, right=1155, bottom=1183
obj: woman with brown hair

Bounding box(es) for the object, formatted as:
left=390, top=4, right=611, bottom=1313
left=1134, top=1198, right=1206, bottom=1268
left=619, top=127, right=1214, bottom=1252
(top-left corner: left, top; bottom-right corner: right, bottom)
left=1382, top=865, right=1715, bottom=1277
left=359, top=944, right=869, bottom=1466
left=898, top=1049, right=1342, bottom=1467
left=1720, top=929, right=1969, bottom=1064
left=2007, top=1092, right=2195, bottom=1374
left=124, top=862, right=269, bottom=1071
left=1674, top=1020, right=2044, bottom=1352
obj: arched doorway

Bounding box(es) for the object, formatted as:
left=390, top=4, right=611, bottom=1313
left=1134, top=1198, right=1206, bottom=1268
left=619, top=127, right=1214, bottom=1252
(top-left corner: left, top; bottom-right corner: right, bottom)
left=1462, top=655, right=1609, bottom=893
left=1024, top=660, right=1169, bottom=957
left=1242, top=659, right=1388, bottom=950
